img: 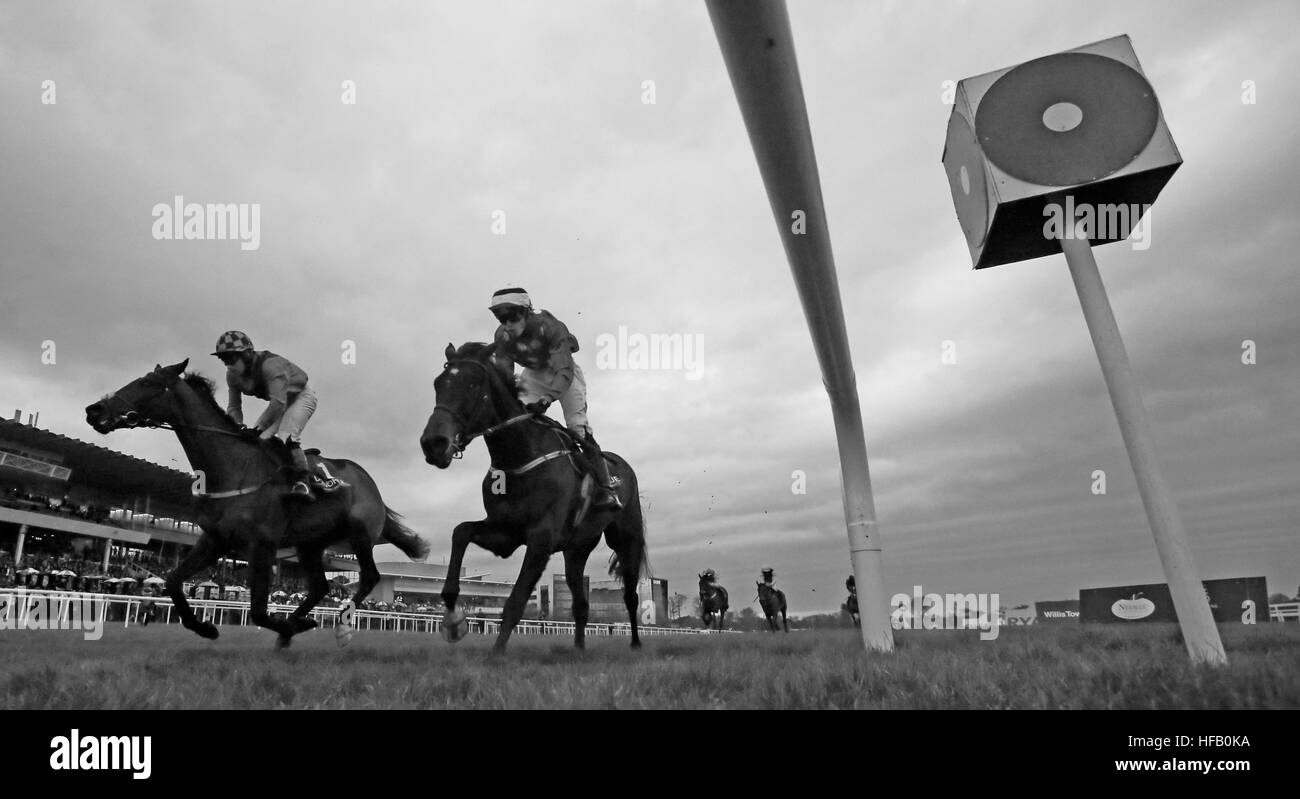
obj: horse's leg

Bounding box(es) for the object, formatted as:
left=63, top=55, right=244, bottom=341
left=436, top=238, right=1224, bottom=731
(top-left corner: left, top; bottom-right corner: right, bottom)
left=247, top=541, right=296, bottom=646
left=163, top=532, right=226, bottom=640
left=349, top=533, right=382, bottom=604
left=563, top=548, right=593, bottom=650
left=440, top=520, right=519, bottom=642
left=440, top=520, right=477, bottom=616
left=283, top=543, right=328, bottom=644
left=492, top=542, right=550, bottom=654
left=333, top=526, right=381, bottom=644
left=602, top=506, right=646, bottom=650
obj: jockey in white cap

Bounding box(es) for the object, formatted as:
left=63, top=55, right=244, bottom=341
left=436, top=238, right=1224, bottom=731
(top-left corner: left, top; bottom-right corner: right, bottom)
left=488, top=287, right=622, bottom=510
left=212, top=330, right=319, bottom=501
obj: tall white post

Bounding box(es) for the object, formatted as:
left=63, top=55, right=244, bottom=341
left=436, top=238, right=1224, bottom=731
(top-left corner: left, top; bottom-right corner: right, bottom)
left=707, top=0, right=892, bottom=652
left=1059, top=227, right=1226, bottom=665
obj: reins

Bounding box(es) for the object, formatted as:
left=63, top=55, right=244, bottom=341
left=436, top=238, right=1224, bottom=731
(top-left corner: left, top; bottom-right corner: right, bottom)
left=104, top=379, right=275, bottom=499
left=436, top=356, right=573, bottom=474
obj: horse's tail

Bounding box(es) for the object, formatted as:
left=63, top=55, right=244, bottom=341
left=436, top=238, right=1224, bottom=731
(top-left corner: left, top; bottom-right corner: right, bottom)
left=382, top=507, right=430, bottom=562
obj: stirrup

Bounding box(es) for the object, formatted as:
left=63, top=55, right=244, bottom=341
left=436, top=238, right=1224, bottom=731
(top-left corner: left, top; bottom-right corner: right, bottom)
left=289, top=481, right=316, bottom=502
left=595, top=488, right=623, bottom=509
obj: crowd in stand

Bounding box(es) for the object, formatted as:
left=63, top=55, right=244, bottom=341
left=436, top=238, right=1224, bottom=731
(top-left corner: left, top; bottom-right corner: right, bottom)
left=2, top=487, right=113, bottom=523
left=0, top=557, right=160, bottom=594
left=1, top=544, right=449, bottom=615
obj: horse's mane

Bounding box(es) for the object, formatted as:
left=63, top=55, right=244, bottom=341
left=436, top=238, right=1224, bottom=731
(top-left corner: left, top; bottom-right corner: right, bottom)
left=182, top=372, right=217, bottom=398
left=179, top=372, right=235, bottom=423
left=450, top=342, right=521, bottom=412
left=452, top=341, right=495, bottom=360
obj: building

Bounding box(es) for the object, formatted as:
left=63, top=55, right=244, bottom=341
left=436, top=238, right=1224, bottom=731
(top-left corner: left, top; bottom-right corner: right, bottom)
left=350, top=561, right=539, bottom=618
left=556, top=575, right=669, bottom=624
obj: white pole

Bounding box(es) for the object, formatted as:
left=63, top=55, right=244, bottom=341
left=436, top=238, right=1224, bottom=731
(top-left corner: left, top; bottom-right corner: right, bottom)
left=707, top=0, right=892, bottom=652
left=1059, top=226, right=1226, bottom=665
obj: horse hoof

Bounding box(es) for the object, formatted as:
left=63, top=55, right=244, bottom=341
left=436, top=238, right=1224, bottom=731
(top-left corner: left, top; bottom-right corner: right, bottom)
left=276, top=634, right=293, bottom=650
left=195, top=622, right=219, bottom=640
left=441, top=608, right=468, bottom=644
left=630, top=640, right=642, bottom=650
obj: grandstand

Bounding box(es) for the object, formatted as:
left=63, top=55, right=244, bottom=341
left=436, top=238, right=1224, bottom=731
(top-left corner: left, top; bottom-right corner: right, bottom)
left=0, top=414, right=493, bottom=604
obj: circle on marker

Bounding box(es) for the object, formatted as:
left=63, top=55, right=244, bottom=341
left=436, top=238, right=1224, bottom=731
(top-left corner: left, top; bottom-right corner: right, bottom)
left=976, top=52, right=1159, bottom=186
left=1042, top=102, right=1083, bottom=132
left=943, top=112, right=989, bottom=247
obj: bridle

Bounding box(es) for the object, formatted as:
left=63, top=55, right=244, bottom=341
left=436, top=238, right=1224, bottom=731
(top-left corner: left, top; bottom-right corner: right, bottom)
left=101, top=377, right=245, bottom=438
left=433, top=358, right=532, bottom=458
left=100, top=372, right=272, bottom=499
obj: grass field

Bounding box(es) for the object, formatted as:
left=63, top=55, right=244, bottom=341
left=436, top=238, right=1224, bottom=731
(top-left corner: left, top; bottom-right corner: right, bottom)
left=1, top=623, right=1297, bottom=709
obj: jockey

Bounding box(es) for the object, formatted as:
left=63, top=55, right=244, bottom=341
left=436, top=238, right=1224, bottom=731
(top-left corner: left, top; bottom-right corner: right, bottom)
left=212, top=330, right=319, bottom=501
left=701, top=568, right=718, bottom=586
left=487, top=287, right=622, bottom=510
left=760, top=566, right=776, bottom=588
left=846, top=574, right=856, bottom=594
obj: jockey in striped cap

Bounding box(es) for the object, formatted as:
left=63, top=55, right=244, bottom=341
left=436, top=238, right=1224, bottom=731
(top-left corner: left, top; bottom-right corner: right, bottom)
left=488, top=287, right=622, bottom=510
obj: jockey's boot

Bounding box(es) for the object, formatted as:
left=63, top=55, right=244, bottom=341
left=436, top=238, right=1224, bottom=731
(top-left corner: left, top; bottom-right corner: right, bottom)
left=580, top=432, right=623, bottom=510
left=286, top=441, right=316, bottom=502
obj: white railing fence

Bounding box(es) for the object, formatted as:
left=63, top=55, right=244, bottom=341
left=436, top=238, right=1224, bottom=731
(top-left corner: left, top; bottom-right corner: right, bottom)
left=0, top=589, right=731, bottom=636
left=1270, top=601, right=1299, bottom=622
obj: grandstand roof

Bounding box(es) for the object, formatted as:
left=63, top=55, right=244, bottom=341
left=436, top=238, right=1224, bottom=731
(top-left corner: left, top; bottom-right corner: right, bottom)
left=0, top=419, right=194, bottom=506
left=376, top=561, right=490, bottom=581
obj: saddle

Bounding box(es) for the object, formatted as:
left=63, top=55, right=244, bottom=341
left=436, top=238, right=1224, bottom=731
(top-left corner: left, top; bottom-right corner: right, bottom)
left=302, top=450, right=348, bottom=493
left=490, top=415, right=618, bottom=526
left=259, top=439, right=348, bottom=495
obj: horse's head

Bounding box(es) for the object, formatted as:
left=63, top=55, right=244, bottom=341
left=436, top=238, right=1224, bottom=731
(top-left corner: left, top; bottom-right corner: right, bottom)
left=85, top=359, right=189, bottom=434
left=421, top=342, right=514, bottom=468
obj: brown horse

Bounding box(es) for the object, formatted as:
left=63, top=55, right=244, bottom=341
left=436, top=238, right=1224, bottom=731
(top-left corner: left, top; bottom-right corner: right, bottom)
left=757, top=582, right=788, bottom=633
left=699, top=573, right=729, bottom=631
left=85, top=360, right=428, bottom=647
left=419, top=342, right=648, bottom=653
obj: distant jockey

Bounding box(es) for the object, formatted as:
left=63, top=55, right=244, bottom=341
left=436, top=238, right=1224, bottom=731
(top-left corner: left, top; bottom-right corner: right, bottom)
left=212, top=330, right=318, bottom=501
left=487, top=287, right=622, bottom=510
left=760, top=566, right=776, bottom=589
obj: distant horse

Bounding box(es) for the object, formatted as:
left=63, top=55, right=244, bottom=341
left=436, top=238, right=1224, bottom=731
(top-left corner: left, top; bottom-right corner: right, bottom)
left=698, top=573, right=729, bottom=631
left=843, top=575, right=860, bottom=627
left=756, top=582, right=788, bottom=632
left=86, top=360, right=428, bottom=648
left=420, top=343, right=648, bottom=653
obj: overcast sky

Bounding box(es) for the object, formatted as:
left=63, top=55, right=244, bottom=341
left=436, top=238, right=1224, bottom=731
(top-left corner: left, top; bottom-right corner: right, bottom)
left=2, top=0, right=1297, bottom=616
